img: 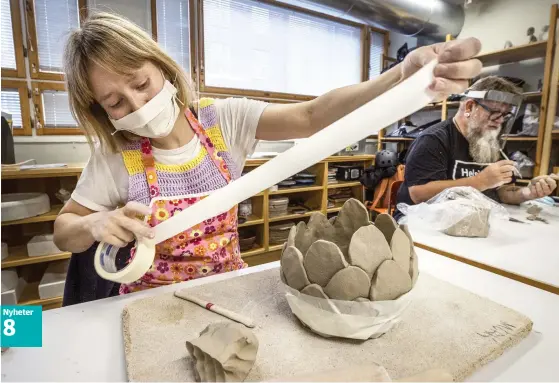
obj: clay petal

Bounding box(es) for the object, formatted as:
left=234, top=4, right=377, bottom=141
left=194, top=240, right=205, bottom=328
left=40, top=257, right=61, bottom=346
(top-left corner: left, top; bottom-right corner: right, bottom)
left=375, top=214, right=398, bottom=245
left=324, top=266, right=371, bottom=300
left=390, top=228, right=411, bottom=275
left=301, top=284, right=329, bottom=299
left=348, top=225, right=392, bottom=278
left=307, top=212, right=336, bottom=241
left=399, top=224, right=419, bottom=283
left=286, top=226, right=296, bottom=248
left=294, top=221, right=315, bottom=255
left=304, top=240, right=348, bottom=287
left=370, top=260, right=412, bottom=301
left=281, top=246, right=310, bottom=290
left=332, top=199, right=371, bottom=256
left=354, top=297, right=371, bottom=302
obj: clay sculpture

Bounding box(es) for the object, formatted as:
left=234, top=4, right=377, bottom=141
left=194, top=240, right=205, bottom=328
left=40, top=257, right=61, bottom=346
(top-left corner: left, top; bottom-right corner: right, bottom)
left=443, top=205, right=491, bottom=238
left=186, top=322, right=259, bottom=382
left=280, top=199, right=418, bottom=303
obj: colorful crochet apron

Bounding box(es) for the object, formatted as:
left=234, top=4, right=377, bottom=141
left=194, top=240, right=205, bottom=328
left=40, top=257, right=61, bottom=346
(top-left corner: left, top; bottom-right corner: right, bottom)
left=120, top=99, right=247, bottom=294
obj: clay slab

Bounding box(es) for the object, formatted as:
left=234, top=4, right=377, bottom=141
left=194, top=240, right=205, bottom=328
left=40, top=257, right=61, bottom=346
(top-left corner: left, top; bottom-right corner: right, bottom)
left=123, top=269, right=532, bottom=382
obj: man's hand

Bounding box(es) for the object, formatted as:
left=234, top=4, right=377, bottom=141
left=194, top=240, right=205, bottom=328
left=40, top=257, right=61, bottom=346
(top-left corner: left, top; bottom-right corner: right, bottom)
left=474, top=160, right=516, bottom=190
left=521, top=175, right=558, bottom=200
left=402, top=37, right=483, bottom=100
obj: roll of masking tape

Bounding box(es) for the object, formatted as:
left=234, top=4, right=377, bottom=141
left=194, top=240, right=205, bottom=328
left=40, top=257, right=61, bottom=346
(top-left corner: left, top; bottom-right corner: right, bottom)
left=94, top=238, right=156, bottom=284
left=94, top=60, right=438, bottom=283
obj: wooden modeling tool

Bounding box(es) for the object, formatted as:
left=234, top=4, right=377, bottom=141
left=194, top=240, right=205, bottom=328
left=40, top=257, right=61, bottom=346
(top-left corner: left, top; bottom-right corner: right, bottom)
left=174, top=290, right=255, bottom=328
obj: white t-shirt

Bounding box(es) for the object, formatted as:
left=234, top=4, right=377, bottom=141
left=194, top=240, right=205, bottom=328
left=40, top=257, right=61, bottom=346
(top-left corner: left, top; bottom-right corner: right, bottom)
left=72, top=98, right=268, bottom=211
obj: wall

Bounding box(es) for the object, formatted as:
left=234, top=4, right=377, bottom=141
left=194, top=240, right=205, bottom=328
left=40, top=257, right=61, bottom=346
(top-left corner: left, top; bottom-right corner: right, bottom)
left=458, top=0, right=555, bottom=92
left=458, top=0, right=554, bottom=54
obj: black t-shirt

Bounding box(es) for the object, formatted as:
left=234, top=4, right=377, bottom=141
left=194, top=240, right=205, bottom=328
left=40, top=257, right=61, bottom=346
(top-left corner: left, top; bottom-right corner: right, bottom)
left=393, top=118, right=500, bottom=221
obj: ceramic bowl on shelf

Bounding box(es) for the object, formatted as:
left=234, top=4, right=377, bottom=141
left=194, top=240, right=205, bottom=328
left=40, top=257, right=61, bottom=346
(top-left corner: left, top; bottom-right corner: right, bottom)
left=1, top=193, right=50, bottom=222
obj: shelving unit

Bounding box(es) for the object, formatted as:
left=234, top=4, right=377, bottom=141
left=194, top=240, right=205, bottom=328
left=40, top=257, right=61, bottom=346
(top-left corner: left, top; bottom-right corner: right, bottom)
left=1, top=155, right=373, bottom=309
left=1, top=165, right=82, bottom=310
left=377, top=6, right=558, bottom=179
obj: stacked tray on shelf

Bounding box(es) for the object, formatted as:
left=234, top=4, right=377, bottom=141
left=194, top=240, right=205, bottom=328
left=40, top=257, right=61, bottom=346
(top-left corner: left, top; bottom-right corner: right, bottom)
left=328, top=187, right=353, bottom=206
left=269, top=221, right=295, bottom=245
left=269, top=197, right=289, bottom=218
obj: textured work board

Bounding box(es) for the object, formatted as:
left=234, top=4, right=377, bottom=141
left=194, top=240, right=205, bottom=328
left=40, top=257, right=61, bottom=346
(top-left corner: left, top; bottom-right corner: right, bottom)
left=122, top=269, right=532, bottom=382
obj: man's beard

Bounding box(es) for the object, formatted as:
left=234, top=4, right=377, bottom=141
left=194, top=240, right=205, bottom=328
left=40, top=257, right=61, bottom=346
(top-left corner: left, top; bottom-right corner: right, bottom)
left=466, top=122, right=501, bottom=163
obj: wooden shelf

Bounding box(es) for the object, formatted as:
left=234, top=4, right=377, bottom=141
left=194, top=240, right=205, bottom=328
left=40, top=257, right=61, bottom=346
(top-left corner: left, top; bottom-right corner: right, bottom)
left=18, top=281, right=62, bottom=307
left=476, top=41, right=547, bottom=66
left=523, top=91, right=543, bottom=102
left=1, top=164, right=83, bottom=179
left=270, top=185, right=322, bottom=195
left=238, top=215, right=264, bottom=228
left=269, top=210, right=318, bottom=223
left=503, top=136, right=539, bottom=141
left=1, top=205, right=62, bottom=226
left=422, top=101, right=460, bottom=111
left=268, top=244, right=284, bottom=252
left=325, top=155, right=375, bottom=163
left=327, top=204, right=344, bottom=213
left=240, top=246, right=266, bottom=258
left=327, top=181, right=361, bottom=189
left=382, top=137, right=415, bottom=142
left=1, top=246, right=71, bottom=269
left=553, top=131, right=559, bottom=140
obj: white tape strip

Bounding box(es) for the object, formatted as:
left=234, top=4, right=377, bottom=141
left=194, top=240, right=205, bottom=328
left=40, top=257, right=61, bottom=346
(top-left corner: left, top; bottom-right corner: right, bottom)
left=95, top=60, right=438, bottom=283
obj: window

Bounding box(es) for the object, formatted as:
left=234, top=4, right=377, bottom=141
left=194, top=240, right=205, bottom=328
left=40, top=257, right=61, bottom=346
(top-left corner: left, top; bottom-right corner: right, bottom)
left=1, top=0, right=25, bottom=77
left=42, top=91, right=78, bottom=128
left=2, top=90, right=22, bottom=127
left=32, top=83, right=79, bottom=135
left=1, top=80, right=31, bottom=135
left=202, top=0, right=362, bottom=97
left=369, top=29, right=387, bottom=79
left=27, top=0, right=80, bottom=79
left=156, top=0, right=191, bottom=73
left=88, top=0, right=152, bottom=34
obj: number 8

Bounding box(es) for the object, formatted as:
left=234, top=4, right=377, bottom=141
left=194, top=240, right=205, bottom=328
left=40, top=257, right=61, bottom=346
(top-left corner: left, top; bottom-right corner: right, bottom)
left=3, top=319, right=15, bottom=336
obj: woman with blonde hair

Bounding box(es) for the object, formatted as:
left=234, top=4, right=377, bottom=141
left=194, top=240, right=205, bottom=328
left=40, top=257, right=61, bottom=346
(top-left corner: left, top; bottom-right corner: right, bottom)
left=54, top=11, right=482, bottom=295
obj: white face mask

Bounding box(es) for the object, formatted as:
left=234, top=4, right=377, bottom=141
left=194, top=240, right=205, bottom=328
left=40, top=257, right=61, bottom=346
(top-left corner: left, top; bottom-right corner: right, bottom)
left=110, top=80, right=180, bottom=138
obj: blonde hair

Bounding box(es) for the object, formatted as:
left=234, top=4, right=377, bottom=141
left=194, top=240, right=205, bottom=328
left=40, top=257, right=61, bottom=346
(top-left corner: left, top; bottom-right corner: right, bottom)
left=63, top=12, right=196, bottom=153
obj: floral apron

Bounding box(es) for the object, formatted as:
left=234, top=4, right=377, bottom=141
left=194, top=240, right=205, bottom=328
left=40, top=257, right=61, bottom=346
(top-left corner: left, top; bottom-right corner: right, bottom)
left=120, top=108, right=246, bottom=294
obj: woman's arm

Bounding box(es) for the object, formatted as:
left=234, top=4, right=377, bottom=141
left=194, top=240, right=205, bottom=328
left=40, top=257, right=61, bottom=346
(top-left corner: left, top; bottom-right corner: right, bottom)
left=54, top=199, right=154, bottom=253
left=256, top=37, right=482, bottom=140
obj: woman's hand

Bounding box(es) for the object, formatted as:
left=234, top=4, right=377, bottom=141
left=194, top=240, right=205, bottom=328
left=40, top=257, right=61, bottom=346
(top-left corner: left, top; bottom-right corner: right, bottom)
left=402, top=37, right=483, bottom=100
left=85, top=201, right=155, bottom=247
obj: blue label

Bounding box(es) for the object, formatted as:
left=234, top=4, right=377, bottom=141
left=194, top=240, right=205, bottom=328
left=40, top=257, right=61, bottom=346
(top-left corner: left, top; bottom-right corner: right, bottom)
left=1, top=305, right=42, bottom=347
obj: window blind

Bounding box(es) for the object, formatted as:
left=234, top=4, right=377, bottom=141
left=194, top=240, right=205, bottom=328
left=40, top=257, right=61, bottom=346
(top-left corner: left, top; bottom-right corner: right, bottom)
left=1, top=0, right=17, bottom=69
left=34, top=0, right=79, bottom=72
left=203, top=0, right=361, bottom=96
left=42, top=91, right=78, bottom=127
left=1, top=90, right=22, bottom=127
left=156, top=0, right=190, bottom=73
left=369, top=30, right=385, bottom=79
left=88, top=0, right=152, bottom=33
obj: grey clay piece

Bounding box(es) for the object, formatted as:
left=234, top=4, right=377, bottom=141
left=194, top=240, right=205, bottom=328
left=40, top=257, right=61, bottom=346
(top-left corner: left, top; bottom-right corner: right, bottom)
left=186, top=322, right=259, bottom=382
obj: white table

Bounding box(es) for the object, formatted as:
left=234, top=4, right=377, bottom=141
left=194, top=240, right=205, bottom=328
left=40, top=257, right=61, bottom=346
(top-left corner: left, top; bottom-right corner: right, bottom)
left=2, top=248, right=559, bottom=382
left=409, top=203, right=559, bottom=294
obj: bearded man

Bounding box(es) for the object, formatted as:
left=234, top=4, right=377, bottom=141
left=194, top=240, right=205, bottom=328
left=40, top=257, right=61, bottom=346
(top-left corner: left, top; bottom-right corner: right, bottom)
left=394, top=76, right=557, bottom=222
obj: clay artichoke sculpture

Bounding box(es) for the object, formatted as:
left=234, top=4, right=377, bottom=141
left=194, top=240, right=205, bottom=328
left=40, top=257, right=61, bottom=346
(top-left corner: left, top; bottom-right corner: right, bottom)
left=280, top=198, right=418, bottom=302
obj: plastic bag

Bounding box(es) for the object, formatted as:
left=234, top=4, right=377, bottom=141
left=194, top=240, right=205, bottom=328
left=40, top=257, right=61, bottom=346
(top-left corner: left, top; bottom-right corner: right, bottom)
left=510, top=151, right=535, bottom=178
left=397, top=187, right=509, bottom=236
left=284, top=283, right=412, bottom=340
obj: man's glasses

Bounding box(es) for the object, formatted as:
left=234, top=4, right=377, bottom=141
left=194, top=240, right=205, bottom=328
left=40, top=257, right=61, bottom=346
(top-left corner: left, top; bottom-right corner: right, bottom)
left=473, top=100, right=515, bottom=122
